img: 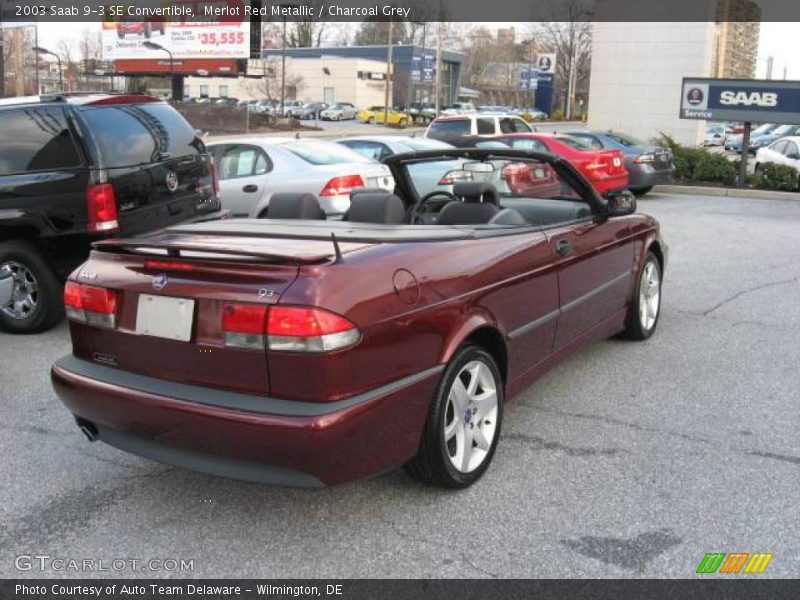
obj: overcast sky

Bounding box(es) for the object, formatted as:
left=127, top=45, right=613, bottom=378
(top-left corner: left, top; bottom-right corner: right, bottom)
left=33, top=21, right=799, bottom=80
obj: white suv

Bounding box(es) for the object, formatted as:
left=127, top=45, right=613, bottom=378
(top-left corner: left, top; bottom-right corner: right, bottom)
left=425, top=114, right=533, bottom=142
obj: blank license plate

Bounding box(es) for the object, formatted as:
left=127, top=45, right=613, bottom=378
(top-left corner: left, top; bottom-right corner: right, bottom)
left=136, top=294, right=195, bottom=342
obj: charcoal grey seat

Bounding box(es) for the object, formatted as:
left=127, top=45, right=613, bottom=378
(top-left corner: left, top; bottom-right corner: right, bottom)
left=345, top=192, right=406, bottom=225
left=437, top=182, right=501, bottom=225
left=264, top=193, right=326, bottom=220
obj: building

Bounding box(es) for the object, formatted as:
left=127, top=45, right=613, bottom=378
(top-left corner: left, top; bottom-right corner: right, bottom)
left=588, top=0, right=762, bottom=146
left=712, top=0, right=761, bottom=78
left=261, top=45, right=465, bottom=108
left=185, top=56, right=391, bottom=107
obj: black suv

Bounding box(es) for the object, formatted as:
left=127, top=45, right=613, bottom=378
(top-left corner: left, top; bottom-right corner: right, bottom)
left=0, top=93, right=223, bottom=333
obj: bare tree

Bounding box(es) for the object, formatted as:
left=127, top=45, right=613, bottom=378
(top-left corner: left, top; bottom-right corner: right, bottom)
left=528, top=0, right=593, bottom=116
left=245, top=59, right=304, bottom=102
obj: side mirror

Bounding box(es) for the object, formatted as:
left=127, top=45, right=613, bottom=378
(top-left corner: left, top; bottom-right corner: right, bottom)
left=604, top=190, right=637, bottom=217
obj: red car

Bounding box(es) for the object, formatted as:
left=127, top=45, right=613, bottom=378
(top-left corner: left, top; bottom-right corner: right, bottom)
left=498, top=133, right=630, bottom=194
left=117, top=19, right=166, bottom=39
left=51, top=148, right=666, bottom=488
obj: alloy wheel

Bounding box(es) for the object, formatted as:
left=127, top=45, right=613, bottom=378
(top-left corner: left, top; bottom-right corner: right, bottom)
left=443, top=360, right=499, bottom=473
left=1, top=261, right=39, bottom=320
left=638, top=261, right=660, bottom=331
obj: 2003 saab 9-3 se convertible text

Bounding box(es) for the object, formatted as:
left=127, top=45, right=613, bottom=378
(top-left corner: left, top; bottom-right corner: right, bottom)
left=51, top=148, right=667, bottom=488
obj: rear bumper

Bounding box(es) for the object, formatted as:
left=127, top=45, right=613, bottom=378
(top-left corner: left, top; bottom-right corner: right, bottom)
left=51, top=356, right=441, bottom=486
left=628, top=164, right=674, bottom=190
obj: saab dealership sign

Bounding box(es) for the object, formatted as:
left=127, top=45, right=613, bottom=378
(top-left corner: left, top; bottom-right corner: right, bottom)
left=681, top=78, right=800, bottom=124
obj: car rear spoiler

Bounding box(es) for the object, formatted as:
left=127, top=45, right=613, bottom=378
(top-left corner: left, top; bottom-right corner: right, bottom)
left=93, top=232, right=360, bottom=264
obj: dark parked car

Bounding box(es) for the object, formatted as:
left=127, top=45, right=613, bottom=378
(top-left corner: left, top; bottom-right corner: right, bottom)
left=0, top=93, right=223, bottom=333
left=52, top=147, right=666, bottom=488
left=566, top=131, right=674, bottom=196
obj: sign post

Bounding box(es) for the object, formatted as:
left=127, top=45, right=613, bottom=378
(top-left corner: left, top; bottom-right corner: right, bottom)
left=679, top=77, right=800, bottom=188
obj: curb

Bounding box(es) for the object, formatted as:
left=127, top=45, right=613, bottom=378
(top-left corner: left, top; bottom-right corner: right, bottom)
left=652, top=185, right=799, bottom=201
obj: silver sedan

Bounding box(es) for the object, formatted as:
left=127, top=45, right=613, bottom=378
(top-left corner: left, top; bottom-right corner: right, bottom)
left=207, top=138, right=395, bottom=218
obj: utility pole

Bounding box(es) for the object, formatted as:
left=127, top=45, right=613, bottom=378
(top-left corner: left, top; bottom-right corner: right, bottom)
left=14, top=28, right=25, bottom=96
left=280, top=17, right=287, bottom=114
left=0, top=24, right=5, bottom=97
left=382, top=20, right=394, bottom=125
left=434, top=22, right=442, bottom=114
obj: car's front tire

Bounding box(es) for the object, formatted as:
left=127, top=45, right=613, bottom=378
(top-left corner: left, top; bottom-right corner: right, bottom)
left=0, top=240, right=64, bottom=334
left=405, top=345, right=504, bottom=488
left=621, top=251, right=662, bottom=341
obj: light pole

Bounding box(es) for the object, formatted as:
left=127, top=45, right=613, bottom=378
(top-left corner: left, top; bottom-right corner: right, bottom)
left=383, top=21, right=394, bottom=126
left=33, top=46, right=63, bottom=92
left=143, top=41, right=175, bottom=101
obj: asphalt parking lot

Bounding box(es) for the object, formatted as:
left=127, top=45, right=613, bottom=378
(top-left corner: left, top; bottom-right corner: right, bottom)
left=1, top=192, right=798, bottom=579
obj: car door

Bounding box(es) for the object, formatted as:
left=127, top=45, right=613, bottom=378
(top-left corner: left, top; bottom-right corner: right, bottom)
left=212, top=144, right=272, bottom=217
left=546, top=194, right=635, bottom=349
left=765, top=141, right=787, bottom=166
left=781, top=140, right=800, bottom=169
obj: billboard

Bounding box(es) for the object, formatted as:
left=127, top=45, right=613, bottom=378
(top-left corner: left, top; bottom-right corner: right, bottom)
left=680, top=77, right=800, bottom=124
left=101, top=1, right=249, bottom=60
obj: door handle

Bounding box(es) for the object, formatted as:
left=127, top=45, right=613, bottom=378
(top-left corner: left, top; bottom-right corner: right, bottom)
left=555, top=239, right=573, bottom=256
left=242, top=185, right=258, bottom=193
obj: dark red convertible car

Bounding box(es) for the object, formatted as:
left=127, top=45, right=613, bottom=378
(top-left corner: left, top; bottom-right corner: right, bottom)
left=51, top=148, right=666, bottom=488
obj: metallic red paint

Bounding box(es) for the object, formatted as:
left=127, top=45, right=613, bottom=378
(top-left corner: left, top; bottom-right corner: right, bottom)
left=50, top=150, right=666, bottom=486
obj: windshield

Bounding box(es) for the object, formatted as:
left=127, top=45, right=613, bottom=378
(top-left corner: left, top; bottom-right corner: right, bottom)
left=283, top=141, right=373, bottom=165
left=555, top=135, right=595, bottom=151
left=403, top=139, right=453, bottom=151
left=606, top=132, right=647, bottom=147
left=751, top=123, right=775, bottom=136
left=772, top=125, right=793, bottom=135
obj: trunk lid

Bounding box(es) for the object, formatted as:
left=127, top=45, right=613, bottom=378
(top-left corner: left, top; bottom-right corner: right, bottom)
left=70, top=227, right=372, bottom=396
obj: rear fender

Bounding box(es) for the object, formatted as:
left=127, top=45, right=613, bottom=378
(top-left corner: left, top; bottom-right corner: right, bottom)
left=438, top=310, right=505, bottom=367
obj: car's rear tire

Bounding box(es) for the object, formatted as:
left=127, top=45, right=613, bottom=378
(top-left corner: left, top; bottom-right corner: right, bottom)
left=0, top=240, right=64, bottom=334
left=399, top=118, right=408, bottom=127
left=405, top=345, right=504, bottom=488
left=368, top=116, right=375, bottom=124
left=621, top=251, right=661, bottom=341
left=631, top=186, right=653, bottom=196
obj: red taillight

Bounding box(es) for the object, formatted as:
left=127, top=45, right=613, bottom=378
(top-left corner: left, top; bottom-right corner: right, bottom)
left=86, top=183, right=119, bottom=233
left=144, top=260, right=196, bottom=272
left=220, top=304, right=360, bottom=352
left=268, top=306, right=354, bottom=337
left=267, top=306, right=360, bottom=352
left=220, top=303, right=269, bottom=349
left=438, top=170, right=473, bottom=185
left=63, top=282, right=118, bottom=328
left=319, top=175, right=364, bottom=197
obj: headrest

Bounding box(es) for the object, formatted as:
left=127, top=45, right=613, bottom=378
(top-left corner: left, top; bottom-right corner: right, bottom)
left=453, top=182, right=500, bottom=205
left=346, top=192, right=406, bottom=224
left=267, top=193, right=325, bottom=220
